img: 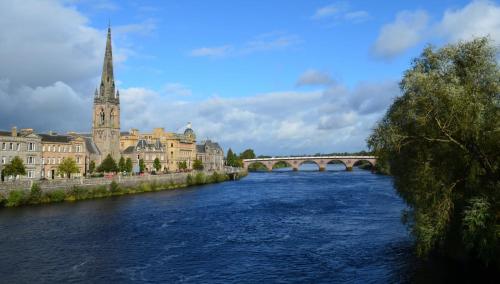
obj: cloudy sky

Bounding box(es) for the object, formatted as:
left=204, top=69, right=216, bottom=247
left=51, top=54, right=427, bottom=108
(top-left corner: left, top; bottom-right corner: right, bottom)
left=0, top=0, right=499, bottom=155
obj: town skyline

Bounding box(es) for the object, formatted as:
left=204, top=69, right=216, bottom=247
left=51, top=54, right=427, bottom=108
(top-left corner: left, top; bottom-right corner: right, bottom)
left=0, top=0, right=499, bottom=155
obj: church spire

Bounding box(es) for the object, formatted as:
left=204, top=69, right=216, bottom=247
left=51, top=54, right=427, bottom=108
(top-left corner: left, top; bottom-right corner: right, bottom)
left=98, top=25, right=116, bottom=101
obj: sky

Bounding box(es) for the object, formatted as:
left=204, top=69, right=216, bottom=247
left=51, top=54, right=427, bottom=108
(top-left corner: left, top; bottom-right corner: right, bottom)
left=0, top=0, right=499, bottom=155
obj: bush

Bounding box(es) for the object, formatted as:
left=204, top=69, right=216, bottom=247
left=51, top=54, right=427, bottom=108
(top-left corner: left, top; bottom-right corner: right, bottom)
left=109, top=181, right=120, bottom=193
left=47, top=189, right=66, bottom=202
left=186, top=174, right=193, bottom=186
left=29, top=183, right=42, bottom=204
left=195, top=172, right=206, bottom=185
left=6, top=190, right=28, bottom=207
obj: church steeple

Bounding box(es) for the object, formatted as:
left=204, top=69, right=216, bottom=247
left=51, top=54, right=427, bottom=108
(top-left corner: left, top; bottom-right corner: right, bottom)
left=97, top=26, right=116, bottom=102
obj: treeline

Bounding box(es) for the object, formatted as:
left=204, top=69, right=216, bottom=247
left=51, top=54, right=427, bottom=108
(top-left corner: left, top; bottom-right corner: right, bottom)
left=368, top=38, right=499, bottom=267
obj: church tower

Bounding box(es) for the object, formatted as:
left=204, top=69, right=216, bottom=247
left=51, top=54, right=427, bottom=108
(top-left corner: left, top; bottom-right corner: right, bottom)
left=92, top=26, right=120, bottom=162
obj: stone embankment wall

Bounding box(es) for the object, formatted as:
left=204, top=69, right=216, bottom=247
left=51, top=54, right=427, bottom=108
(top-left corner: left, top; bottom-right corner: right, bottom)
left=0, top=168, right=244, bottom=193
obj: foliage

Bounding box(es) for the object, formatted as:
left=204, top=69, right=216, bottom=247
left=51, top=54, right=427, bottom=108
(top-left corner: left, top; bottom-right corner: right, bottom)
left=89, top=161, right=96, bottom=174
left=118, top=157, right=126, bottom=173
left=239, top=149, right=256, bottom=159
left=97, top=154, right=118, bottom=173
left=178, top=161, right=188, bottom=170
left=193, top=159, right=204, bottom=170
left=186, top=174, right=193, bottom=185
left=367, top=38, right=500, bottom=264
left=29, top=183, right=42, bottom=204
left=3, top=156, right=26, bottom=178
left=6, top=189, right=28, bottom=207
left=153, top=158, right=161, bottom=172
left=139, top=158, right=145, bottom=173
left=57, top=157, right=80, bottom=178
left=125, top=158, right=133, bottom=173
left=194, top=172, right=206, bottom=185
left=109, top=181, right=120, bottom=193
left=226, top=148, right=242, bottom=167
left=47, top=189, right=66, bottom=202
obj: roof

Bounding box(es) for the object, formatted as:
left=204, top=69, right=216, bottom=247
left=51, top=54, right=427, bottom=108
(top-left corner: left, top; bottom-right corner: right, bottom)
left=123, top=146, right=135, bottom=154
left=0, top=131, right=11, bottom=137
left=38, top=134, right=72, bottom=143
left=81, top=137, right=100, bottom=155
left=196, top=144, right=205, bottom=153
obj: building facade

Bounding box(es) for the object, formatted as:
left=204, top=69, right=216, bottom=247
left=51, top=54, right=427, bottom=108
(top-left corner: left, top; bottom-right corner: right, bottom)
left=39, top=133, right=87, bottom=179
left=0, top=127, right=42, bottom=180
left=196, top=140, right=225, bottom=171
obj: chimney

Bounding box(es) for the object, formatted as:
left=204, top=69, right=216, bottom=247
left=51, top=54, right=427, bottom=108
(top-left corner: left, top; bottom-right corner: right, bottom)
left=11, top=126, right=17, bottom=137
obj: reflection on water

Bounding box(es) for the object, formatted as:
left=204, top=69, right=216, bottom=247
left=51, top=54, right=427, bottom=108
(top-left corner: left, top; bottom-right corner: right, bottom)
left=0, top=168, right=474, bottom=283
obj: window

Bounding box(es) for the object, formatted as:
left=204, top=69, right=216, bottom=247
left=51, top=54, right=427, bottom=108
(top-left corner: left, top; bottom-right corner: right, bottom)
left=1, top=157, right=5, bottom=164
left=27, top=157, right=34, bottom=164
left=58, top=158, right=61, bottom=164
left=171, top=143, right=173, bottom=147
left=76, top=157, right=80, bottom=164
left=42, top=145, right=45, bottom=152
left=41, top=158, right=45, bottom=164
left=17, top=143, right=20, bottom=151
left=69, top=146, right=72, bottom=152
left=1, top=143, right=5, bottom=150
left=58, top=146, right=61, bottom=152
left=28, top=142, right=35, bottom=151
left=76, top=145, right=81, bottom=152
left=63, top=146, right=66, bottom=152
left=52, top=158, right=55, bottom=164
left=28, top=170, right=34, bottom=178
left=9, top=143, right=13, bottom=150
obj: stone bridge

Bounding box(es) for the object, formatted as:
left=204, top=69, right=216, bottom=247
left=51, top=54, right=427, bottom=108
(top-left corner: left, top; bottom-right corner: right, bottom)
left=242, top=156, right=377, bottom=172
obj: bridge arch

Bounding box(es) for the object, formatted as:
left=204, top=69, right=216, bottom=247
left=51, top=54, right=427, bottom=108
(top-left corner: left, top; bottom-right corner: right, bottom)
left=325, top=159, right=348, bottom=171
left=270, top=160, right=293, bottom=171
left=246, top=161, right=272, bottom=171
left=297, top=160, right=321, bottom=171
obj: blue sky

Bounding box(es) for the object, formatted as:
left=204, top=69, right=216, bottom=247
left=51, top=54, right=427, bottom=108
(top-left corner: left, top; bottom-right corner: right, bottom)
left=0, top=0, right=498, bottom=155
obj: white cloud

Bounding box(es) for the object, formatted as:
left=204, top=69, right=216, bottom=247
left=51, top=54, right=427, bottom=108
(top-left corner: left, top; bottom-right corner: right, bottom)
left=163, top=83, right=192, bottom=97
left=312, top=3, right=346, bottom=19
left=372, top=10, right=429, bottom=59
left=438, top=0, right=500, bottom=43
left=189, top=32, right=300, bottom=58
left=296, top=70, right=335, bottom=86
left=312, top=3, right=369, bottom=23
left=373, top=1, right=500, bottom=59
left=190, top=45, right=233, bottom=58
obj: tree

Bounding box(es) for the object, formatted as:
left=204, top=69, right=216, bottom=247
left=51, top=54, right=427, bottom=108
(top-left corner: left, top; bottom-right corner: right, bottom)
left=97, top=154, right=118, bottom=173
left=177, top=161, right=187, bottom=170
left=239, top=149, right=256, bottom=160
left=125, top=158, right=133, bottom=173
left=57, top=157, right=79, bottom=178
left=153, top=157, right=161, bottom=172
left=3, top=156, right=26, bottom=178
left=367, top=38, right=500, bottom=265
left=89, top=160, right=96, bottom=174
left=118, top=156, right=126, bottom=173
left=226, top=148, right=242, bottom=167
left=139, top=158, right=145, bottom=173
left=193, top=159, right=204, bottom=170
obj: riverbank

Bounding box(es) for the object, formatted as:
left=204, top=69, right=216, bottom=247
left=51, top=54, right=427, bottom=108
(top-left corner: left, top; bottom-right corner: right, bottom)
left=0, top=169, right=247, bottom=208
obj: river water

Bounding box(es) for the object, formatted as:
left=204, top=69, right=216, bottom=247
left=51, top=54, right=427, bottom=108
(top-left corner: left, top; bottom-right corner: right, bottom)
left=0, top=165, right=440, bottom=283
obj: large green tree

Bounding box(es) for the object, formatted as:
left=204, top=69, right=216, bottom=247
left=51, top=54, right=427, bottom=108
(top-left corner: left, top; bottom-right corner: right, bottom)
left=139, top=158, right=145, bottom=173
left=226, top=148, right=242, bottom=167
left=153, top=157, right=161, bottom=172
left=97, top=154, right=118, bottom=173
left=125, top=158, right=133, bottom=173
left=57, top=157, right=80, bottom=178
left=239, top=149, right=256, bottom=159
left=193, top=159, right=204, bottom=170
left=3, top=156, right=26, bottom=178
left=118, top=157, right=126, bottom=173
left=368, top=38, right=499, bottom=265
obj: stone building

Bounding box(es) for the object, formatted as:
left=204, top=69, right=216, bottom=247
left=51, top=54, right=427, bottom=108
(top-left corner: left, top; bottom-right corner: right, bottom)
left=196, top=140, right=225, bottom=171
left=39, top=132, right=87, bottom=179
left=119, top=124, right=197, bottom=172
left=122, top=139, right=167, bottom=173
left=0, top=127, right=42, bottom=180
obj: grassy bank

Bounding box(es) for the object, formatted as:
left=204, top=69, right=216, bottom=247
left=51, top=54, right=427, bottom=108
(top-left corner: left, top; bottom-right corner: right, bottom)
left=0, top=171, right=244, bottom=208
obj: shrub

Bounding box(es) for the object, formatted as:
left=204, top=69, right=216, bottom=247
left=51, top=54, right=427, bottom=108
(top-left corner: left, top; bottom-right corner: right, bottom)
left=47, top=189, right=66, bottom=203
left=109, top=181, right=120, bottom=193
left=186, top=174, right=193, bottom=186
left=29, top=183, right=42, bottom=204
left=195, top=172, right=206, bottom=185
left=6, top=190, right=28, bottom=207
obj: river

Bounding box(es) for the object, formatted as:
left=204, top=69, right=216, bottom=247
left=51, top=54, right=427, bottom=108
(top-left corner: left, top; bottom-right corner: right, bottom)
left=0, top=164, right=453, bottom=283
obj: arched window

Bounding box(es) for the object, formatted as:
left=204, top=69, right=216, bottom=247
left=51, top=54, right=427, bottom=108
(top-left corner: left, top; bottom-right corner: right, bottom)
left=110, top=109, right=115, bottom=127
left=99, top=109, right=105, bottom=125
